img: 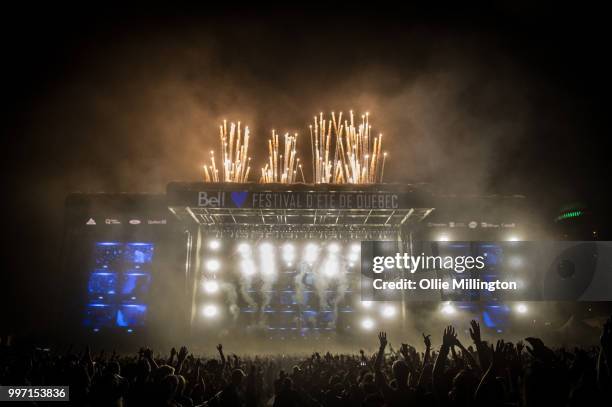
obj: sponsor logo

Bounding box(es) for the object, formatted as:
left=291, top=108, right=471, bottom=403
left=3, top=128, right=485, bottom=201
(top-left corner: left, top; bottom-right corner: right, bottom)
left=86, top=218, right=96, bottom=225
left=198, top=192, right=225, bottom=207
left=468, top=221, right=478, bottom=229
left=147, top=219, right=167, bottom=225
left=105, top=218, right=121, bottom=225
left=129, top=219, right=141, bottom=225
left=231, top=191, right=249, bottom=208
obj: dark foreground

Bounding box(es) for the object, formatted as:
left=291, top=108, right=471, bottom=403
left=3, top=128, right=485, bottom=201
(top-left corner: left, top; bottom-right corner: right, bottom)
left=2, top=318, right=612, bottom=406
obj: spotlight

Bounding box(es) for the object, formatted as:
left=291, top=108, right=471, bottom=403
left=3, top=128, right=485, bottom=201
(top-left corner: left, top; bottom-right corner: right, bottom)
left=437, top=234, right=450, bottom=242
left=260, top=242, right=274, bottom=252
left=351, top=243, right=361, bottom=252
left=381, top=305, right=396, bottom=318
left=515, top=303, right=528, bottom=314
left=507, top=235, right=521, bottom=242
left=208, top=240, right=221, bottom=250
left=205, top=259, right=220, bottom=272
left=441, top=302, right=456, bottom=315
left=328, top=242, right=340, bottom=253
left=323, top=258, right=339, bottom=278
left=304, top=243, right=319, bottom=264
left=203, top=280, right=219, bottom=294
left=237, top=242, right=251, bottom=256
left=240, top=259, right=256, bottom=276
left=348, top=252, right=359, bottom=262
left=202, top=304, right=218, bottom=318
left=282, top=243, right=295, bottom=263
left=360, top=300, right=373, bottom=309
left=361, top=317, right=375, bottom=330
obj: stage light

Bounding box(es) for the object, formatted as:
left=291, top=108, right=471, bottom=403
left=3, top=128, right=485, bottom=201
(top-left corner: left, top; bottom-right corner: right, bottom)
left=441, top=302, right=456, bottom=315
left=328, top=242, right=340, bottom=253
left=515, top=303, right=528, bottom=314
left=208, top=240, right=221, bottom=250
left=237, top=242, right=251, bottom=256
left=259, top=242, right=277, bottom=276
left=437, top=234, right=450, bottom=242
left=202, top=304, right=219, bottom=318
left=282, top=243, right=295, bottom=263
left=206, top=259, right=221, bottom=272
left=322, top=257, right=339, bottom=278
left=361, top=317, right=375, bottom=330
left=360, top=300, right=373, bottom=309
left=203, top=280, right=219, bottom=294
left=351, top=243, right=361, bottom=252
left=304, top=243, right=319, bottom=264
left=260, top=241, right=274, bottom=252
left=507, top=235, right=521, bottom=242
left=381, top=305, right=396, bottom=318
left=240, top=259, right=256, bottom=276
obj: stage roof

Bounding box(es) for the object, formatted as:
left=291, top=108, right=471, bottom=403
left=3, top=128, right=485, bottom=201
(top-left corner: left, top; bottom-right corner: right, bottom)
left=166, top=182, right=435, bottom=228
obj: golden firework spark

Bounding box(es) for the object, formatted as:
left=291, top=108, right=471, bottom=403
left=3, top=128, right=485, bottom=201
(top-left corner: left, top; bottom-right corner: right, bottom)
left=310, top=111, right=387, bottom=184
left=203, top=120, right=252, bottom=182
left=260, top=130, right=304, bottom=183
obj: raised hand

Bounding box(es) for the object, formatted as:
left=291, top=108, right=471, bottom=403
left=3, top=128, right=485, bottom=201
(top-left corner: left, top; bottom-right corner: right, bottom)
left=442, top=326, right=457, bottom=348
left=216, top=344, right=223, bottom=353
left=378, top=332, right=388, bottom=349
left=423, top=333, right=432, bottom=349
left=490, top=339, right=505, bottom=369
left=525, top=337, right=554, bottom=362
left=178, top=346, right=188, bottom=362
left=469, top=320, right=481, bottom=344
left=516, top=340, right=524, bottom=354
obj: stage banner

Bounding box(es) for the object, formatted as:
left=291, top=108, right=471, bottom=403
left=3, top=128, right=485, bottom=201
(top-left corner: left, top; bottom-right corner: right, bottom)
left=167, top=184, right=427, bottom=210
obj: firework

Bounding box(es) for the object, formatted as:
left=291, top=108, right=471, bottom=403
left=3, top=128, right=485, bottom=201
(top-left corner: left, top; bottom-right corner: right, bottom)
left=203, top=120, right=251, bottom=182
left=260, top=130, right=304, bottom=183
left=310, top=111, right=387, bottom=184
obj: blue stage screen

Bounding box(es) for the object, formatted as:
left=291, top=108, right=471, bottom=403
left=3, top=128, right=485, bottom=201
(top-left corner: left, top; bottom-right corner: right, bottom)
left=85, top=241, right=154, bottom=331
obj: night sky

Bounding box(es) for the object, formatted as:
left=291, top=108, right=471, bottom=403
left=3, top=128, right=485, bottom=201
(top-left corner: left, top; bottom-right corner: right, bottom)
left=2, top=3, right=610, bottom=334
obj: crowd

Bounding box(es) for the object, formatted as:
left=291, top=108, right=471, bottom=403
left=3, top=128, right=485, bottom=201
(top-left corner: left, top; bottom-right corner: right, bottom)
left=1, top=317, right=611, bottom=406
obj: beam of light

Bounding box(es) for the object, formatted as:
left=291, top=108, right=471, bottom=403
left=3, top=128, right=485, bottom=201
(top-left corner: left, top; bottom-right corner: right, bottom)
left=327, top=242, right=340, bottom=253
left=304, top=243, right=319, bottom=265
left=515, top=303, right=528, bottom=314
left=237, top=242, right=251, bottom=256
left=208, top=239, right=221, bottom=250
left=361, top=317, right=375, bottom=330
left=202, top=304, right=219, bottom=318
left=240, top=258, right=256, bottom=276
left=203, top=120, right=251, bottom=182
left=282, top=243, right=295, bottom=264
left=259, top=242, right=276, bottom=276
left=203, top=280, right=219, bottom=294
left=381, top=304, right=396, bottom=318
left=440, top=302, right=456, bottom=315
left=260, top=131, right=303, bottom=183
left=205, top=259, right=221, bottom=272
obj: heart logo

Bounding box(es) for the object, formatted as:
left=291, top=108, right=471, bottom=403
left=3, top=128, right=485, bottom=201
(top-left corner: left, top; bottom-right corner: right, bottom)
left=231, top=191, right=249, bottom=208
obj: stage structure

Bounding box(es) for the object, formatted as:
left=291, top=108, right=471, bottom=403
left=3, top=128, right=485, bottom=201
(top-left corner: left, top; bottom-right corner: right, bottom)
left=61, top=182, right=531, bottom=343
left=166, top=182, right=434, bottom=339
